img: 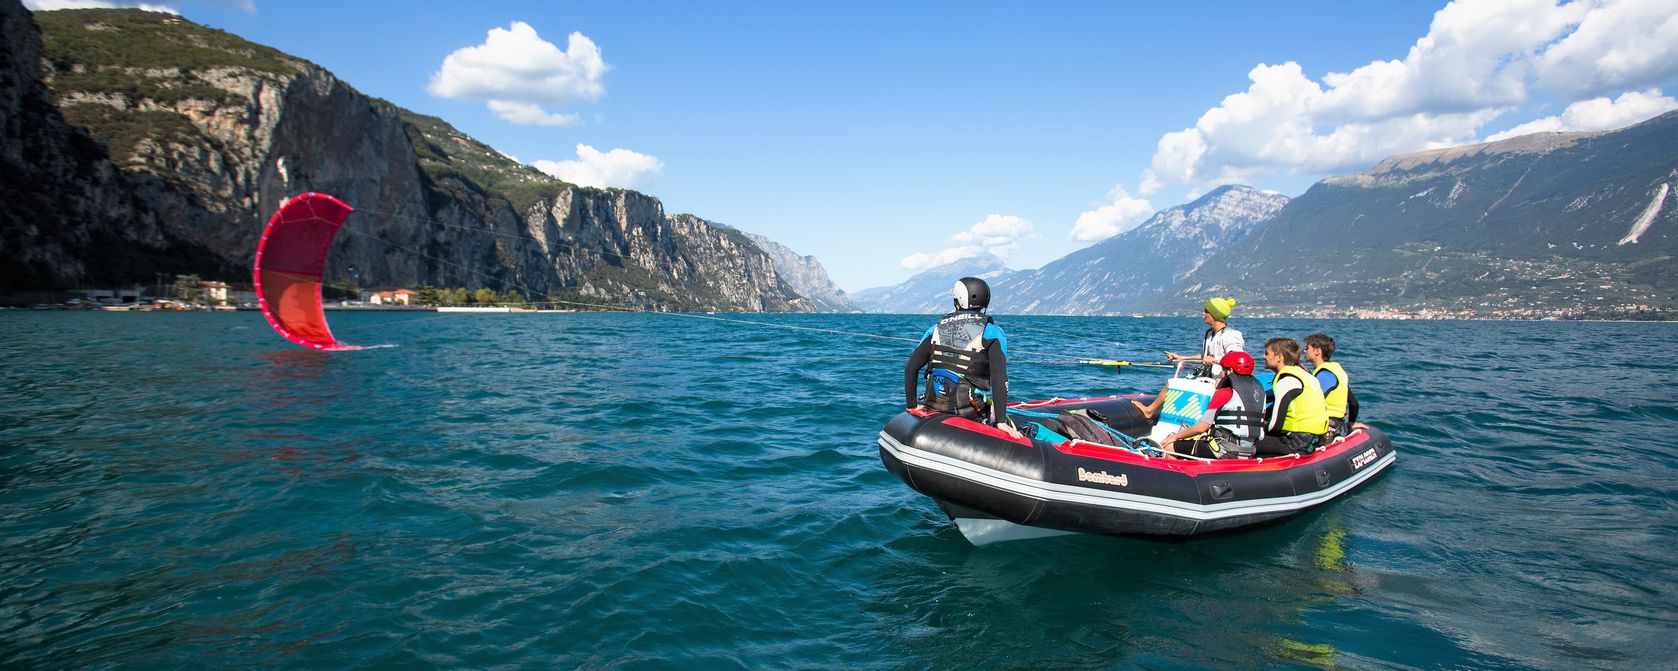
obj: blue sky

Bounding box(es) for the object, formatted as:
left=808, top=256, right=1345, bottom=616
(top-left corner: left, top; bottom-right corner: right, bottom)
left=25, top=0, right=1678, bottom=291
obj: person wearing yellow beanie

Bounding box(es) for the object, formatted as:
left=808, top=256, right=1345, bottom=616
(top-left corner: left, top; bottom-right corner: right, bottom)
left=1132, top=297, right=1247, bottom=420
left=1204, top=296, right=1235, bottom=322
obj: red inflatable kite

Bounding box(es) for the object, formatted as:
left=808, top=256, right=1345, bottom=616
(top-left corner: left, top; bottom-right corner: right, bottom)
left=253, top=192, right=356, bottom=350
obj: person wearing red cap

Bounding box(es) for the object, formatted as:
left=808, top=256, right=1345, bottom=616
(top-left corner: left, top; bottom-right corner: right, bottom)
left=1158, top=351, right=1266, bottom=459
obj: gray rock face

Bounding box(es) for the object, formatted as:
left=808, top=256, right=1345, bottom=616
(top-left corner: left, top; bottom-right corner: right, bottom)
left=743, top=232, right=859, bottom=312
left=1, top=8, right=809, bottom=312
left=851, top=187, right=1287, bottom=316
left=999, top=185, right=1288, bottom=314
left=0, top=2, right=181, bottom=288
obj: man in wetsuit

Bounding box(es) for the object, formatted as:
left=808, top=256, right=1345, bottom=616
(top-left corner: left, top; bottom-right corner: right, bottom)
left=1255, top=337, right=1329, bottom=455
left=904, top=277, right=1022, bottom=438
left=1304, top=332, right=1359, bottom=438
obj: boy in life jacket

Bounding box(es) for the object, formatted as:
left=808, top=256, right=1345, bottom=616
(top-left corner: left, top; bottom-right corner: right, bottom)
left=1133, top=297, right=1246, bottom=419
left=1304, top=332, right=1359, bottom=438
left=903, top=277, right=1022, bottom=438
left=1254, top=337, right=1330, bottom=456
left=1158, top=351, right=1266, bottom=459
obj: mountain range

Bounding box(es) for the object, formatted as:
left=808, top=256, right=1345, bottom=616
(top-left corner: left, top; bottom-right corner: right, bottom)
left=857, top=115, right=1677, bottom=319
left=1162, top=113, right=1678, bottom=318
left=854, top=186, right=1290, bottom=314
left=1000, top=185, right=1289, bottom=314
left=850, top=253, right=1016, bottom=314
left=4, top=6, right=1673, bottom=319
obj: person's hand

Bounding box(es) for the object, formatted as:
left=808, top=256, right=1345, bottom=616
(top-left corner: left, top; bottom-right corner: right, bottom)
left=999, top=423, right=1024, bottom=439
left=1164, top=351, right=1180, bottom=362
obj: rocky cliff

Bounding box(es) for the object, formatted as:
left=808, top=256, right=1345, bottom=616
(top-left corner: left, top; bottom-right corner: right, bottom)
left=743, top=232, right=860, bottom=312
left=2, top=7, right=811, bottom=312
left=0, top=1, right=209, bottom=288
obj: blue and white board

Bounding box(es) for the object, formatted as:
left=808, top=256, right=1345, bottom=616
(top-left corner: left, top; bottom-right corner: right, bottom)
left=1150, top=376, right=1216, bottom=444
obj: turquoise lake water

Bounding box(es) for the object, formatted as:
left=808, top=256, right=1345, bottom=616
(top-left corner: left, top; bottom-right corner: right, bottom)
left=1, top=311, right=1674, bottom=669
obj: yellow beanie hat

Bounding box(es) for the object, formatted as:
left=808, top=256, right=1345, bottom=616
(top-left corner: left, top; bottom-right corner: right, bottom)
left=1204, top=297, right=1235, bottom=321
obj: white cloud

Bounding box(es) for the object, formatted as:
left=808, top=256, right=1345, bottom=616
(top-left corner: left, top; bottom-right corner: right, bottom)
left=23, top=0, right=180, bottom=12
left=1140, top=0, right=1678, bottom=194
left=901, top=215, right=1036, bottom=270
left=532, top=144, right=663, bottom=189
left=1535, top=0, right=1678, bottom=97
left=1315, top=0, right=1584, bottom=121
left=1071, top=186, right=1154, bottom=242
left=429, top=22, right=609, bottom=126
left=1487, top=88, right=1678, bottom=140
left=1139, top=128, right=1206, bottom=195
left=487, top=101, right=580, bottom=127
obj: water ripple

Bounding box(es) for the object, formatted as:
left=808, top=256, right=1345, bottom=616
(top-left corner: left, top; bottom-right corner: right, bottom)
left=1, top=313, right=1674, bottom=669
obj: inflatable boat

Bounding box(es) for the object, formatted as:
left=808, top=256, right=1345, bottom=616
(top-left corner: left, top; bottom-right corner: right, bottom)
left=878, top=387, right=1396, bottom=545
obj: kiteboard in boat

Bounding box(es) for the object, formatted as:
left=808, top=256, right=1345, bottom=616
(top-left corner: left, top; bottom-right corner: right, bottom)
left=878, top=381, right=1396, bottom=545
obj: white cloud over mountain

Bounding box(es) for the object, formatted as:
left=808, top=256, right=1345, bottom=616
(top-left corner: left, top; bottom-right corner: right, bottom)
left=1135, top=0, right=1678, bottom=197
left=429, top=22, right=608, bottom=126
left=1070, top=186, right=1153, bottom=242
left=902, top=215, right=1036, bottom=270
left=1487, top=89, right=1678, bottom=140
left=532, top=144, right=663, bottom=189
left=1532, top=0, right=1678, bottom=97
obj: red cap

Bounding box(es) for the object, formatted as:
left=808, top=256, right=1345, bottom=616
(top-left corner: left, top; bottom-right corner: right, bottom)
left=1220, top=351, right=1255, bottom=375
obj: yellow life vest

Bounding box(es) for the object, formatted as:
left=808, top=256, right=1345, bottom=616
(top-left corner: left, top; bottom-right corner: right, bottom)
left=1277, top=365, right=1329, bottom=435
left=1315, top=361, right=1349, bottom=419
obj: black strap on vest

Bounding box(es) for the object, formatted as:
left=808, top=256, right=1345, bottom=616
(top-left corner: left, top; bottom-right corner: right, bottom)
left=1215, top=376, right=1266, bottom=429
left=928, top=311, right=992, bottom=381
left=1216, top=410, right=1265, bottom=425
left=929, top=344, right=977, bottom=372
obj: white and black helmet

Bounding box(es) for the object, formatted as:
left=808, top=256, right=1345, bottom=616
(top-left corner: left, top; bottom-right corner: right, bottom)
left=952, top=276, right=991, bottom=310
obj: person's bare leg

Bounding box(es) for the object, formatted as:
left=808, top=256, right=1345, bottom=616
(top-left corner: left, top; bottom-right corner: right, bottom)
left=1131, top=382, right=1168, bottom=419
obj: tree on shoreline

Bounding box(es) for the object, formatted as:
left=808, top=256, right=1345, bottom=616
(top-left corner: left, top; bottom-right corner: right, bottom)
left=173, top=274, right=203, bottom=305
